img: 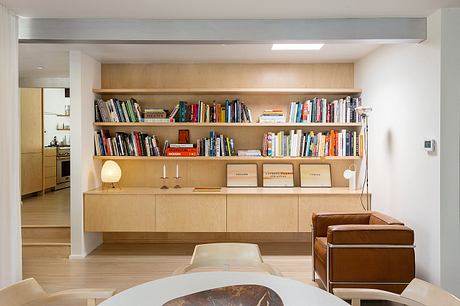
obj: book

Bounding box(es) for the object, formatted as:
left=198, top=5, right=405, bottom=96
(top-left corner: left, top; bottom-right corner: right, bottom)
left=262, top=129, right=362, bottom=157
left=170, top=143, right=194, bottom=148
left=237, top=150, right=262, bottom=157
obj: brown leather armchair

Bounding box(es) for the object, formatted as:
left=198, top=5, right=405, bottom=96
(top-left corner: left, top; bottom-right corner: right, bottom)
left=312, top=212, right=415, bottom=294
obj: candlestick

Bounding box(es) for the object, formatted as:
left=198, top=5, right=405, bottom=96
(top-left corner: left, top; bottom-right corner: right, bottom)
left=176, top=163, right=179, bottom=178
left=163, top=164, right=166, bottom=178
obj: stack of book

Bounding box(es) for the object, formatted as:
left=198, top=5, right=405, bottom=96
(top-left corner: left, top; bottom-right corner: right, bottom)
left=237, top=150, right=262, bottom=157
left=288, top=96, right=362, bottom=123
left=94, top=129, right=162, bottom=156
left=95, top=98, right=142, bottom=122
left=262, top=129, right=362, bottom=157
left=259, top=109, right=286, bottom=123
left=197, top=131, right=236, bottom=156
left=144, top=108, right=174, bottom=123
left=165, top=144, right=197, bottom=156
left=173, top=99, right=252, bottom=123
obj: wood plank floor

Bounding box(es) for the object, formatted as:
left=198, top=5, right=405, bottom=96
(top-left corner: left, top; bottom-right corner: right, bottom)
left=21, top=188, right=70, bottom=226
left=23, top=243, right=393, bottom=306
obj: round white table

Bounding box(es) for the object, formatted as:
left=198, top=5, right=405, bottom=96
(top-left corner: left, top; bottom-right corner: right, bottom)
left=100, top=272, right=348, bottom=306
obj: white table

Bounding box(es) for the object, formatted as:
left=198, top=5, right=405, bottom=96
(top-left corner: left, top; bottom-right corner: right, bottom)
left=100, top=272, right=348, bottom=306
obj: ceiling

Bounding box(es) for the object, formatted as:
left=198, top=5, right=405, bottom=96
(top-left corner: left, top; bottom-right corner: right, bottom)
left=4, top=0, right=460, bottom=18
left=19, top=43, right=380, bottom=79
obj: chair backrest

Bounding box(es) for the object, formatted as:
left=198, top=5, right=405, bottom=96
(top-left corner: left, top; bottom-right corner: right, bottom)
left=190, top=243, right=264, bottom=268
left=402, top=278, right=460, bottom=306
left=0, top=278, right=48, bottom=306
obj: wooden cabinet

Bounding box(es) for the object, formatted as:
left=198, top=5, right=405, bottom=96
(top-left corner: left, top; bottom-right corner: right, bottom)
left=298, top=194, right=367, bottom=232
left=21, top=153, right=43, bottom=195
left=44, top=147, right=56, bottom=189
left=20, top=88, right=43, bottom=195
left=227, top=195, right=298, bottom=232
left=84, top=194, right=155, bottom=232
left=156, top=195, right=226, bottom=232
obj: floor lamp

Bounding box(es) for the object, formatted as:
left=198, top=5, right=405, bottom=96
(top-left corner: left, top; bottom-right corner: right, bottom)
left=356, top=106, right=372, bottom=210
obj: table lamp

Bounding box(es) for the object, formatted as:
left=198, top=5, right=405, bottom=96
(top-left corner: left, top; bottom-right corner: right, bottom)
left=101, top=160, right=122, bottom=189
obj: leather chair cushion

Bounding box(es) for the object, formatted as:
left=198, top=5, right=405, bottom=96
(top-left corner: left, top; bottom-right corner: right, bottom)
left=327, top=225, right=415, bottom=245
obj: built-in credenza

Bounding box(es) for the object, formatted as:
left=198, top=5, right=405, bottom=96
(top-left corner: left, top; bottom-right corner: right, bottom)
left=84, top=187, right=370, bottom=233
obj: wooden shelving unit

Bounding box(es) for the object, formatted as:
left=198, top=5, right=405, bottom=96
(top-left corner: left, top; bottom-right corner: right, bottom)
left=94, top=88, right=362, bottom=95
left=93, top=155, right=361, bottom=161
left=94, top=122, right=362, bottom=128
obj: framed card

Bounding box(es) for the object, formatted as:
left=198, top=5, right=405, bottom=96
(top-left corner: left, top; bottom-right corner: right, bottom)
left=262, top=163, right=294, bottom=187
left=300, top=164, right=332, bottom=187
left=226, top=164, right=258, bottom=187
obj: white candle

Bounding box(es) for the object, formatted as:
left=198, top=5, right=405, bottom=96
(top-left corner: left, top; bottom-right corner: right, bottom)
left=176, top=163, right=179, bottom=178
left=163, top=164, right=166, bottom=178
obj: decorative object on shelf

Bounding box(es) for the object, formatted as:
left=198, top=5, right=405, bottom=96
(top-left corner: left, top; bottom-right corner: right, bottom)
left=343, top=165, right=357, bottom=191
left=356, top=105, right=373, bottom=210
left=226, top=164, right=258, bottom=187
left=178, top=129, right=190, bottom=144
left=161, top=164, right=169, bottom=189
left=174, top=163, right=182, bottom=188
left=262, top=163, right=294, bottom=187
left=101, top=160, right=122, bottom=188
left=263, top=129, right=362, bottom=158
left=300, top=164, right=332, bottom=188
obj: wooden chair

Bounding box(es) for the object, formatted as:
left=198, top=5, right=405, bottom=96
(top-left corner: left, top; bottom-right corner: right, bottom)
left=173, top=243, right=282, bottom=276
left=0, top=278, right=115, bottom=306
left=334, top=278, right=460, bottom=306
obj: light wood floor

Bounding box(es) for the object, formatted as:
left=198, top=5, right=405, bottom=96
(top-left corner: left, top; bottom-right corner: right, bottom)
left=22, top=188, right=70, bottom=226
left=22, top=243, right=393, bottom=306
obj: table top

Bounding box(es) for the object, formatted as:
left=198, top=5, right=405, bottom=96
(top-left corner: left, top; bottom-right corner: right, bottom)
left=99, top=272, right=348, bottom=306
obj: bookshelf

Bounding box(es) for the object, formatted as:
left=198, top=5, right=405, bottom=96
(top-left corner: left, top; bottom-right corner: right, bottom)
left=93, top=88, right=362, bottom=95
left=93, top=155, right=361, bottom=161
left=94, top=122, right=362, bottom=128
left=85, top=63, right=370, bottom=240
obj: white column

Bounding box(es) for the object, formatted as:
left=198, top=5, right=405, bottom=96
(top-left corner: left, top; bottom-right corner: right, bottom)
left=0, top=4, right=21, bottom=287
left=70, top=51, right=103, bottom=258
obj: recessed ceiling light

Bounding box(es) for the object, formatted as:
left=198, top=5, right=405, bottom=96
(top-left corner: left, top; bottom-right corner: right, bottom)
left=36, top=66, right=45, bottom=70
left=271, top=44, right=324, bottom=51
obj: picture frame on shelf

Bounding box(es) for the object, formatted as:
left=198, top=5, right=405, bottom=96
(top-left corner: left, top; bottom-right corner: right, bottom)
left=262, top=163, right=294, bottom=187
left=300, top=164, right=332, bottom=188
left=226, top=163, right=258, bottom=187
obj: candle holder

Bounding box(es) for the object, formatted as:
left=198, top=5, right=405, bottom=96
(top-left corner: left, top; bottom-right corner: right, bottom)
left=173, top=176, right=182, bottom=189
left=160, top=177, right=169, bottom=189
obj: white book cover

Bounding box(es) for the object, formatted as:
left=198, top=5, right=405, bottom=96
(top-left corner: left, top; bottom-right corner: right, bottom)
left=204, top=139, right=210, bottom=156
left=296, top=130, right=302, bottom=156
left=342, top=129, right=347, bottom=156
left=289, top=130, right=295, bottom=157
left=307, top=100, right=312, bottom=123
left=322, top=99, right=327, bottom=123
left=121, top=102, right=130, bottom=122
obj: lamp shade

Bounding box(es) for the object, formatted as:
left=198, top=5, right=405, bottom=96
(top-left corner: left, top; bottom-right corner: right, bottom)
left=101, top=160, right=122, bottom=183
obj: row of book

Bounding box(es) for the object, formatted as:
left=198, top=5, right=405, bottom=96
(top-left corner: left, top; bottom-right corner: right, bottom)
left=94, top=129, right=237, bottom=157
left=94, top=130, right=163, bottom=157
left=262, top=129, right=363, bottom=157
left=196, top=131, right=236, bottom=156
left=288, top=96, right=362, bottom=123
left=175, top=100, right=253, bottom=123
left=95, top=98, right=143, bottom=122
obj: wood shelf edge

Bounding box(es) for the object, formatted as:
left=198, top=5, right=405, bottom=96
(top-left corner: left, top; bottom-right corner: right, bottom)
left=93, top=88, right=362, bottom=95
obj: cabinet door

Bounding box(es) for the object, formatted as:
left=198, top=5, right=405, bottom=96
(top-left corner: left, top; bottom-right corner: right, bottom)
left=84, top=194, right=155, bottom=232
left=299, top=195, right=368, bottom=232
left=21, top=88, right=42, bottom=154
left=227, top=195, right=298, bottom=232
left=156, top=195, right=226, bottom=232
left=21, top=153, right=43, bottom=195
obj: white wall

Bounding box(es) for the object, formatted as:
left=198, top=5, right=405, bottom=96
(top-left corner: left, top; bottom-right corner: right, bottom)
left=0, top=3, right=21, bottom=287
left=70, top=51, right=102, bottom=258
left=44, top=88, right=71, bottom=145
left=440, top=8, right=460, bottom=295
left=355, top=12, right=442, bottom=284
